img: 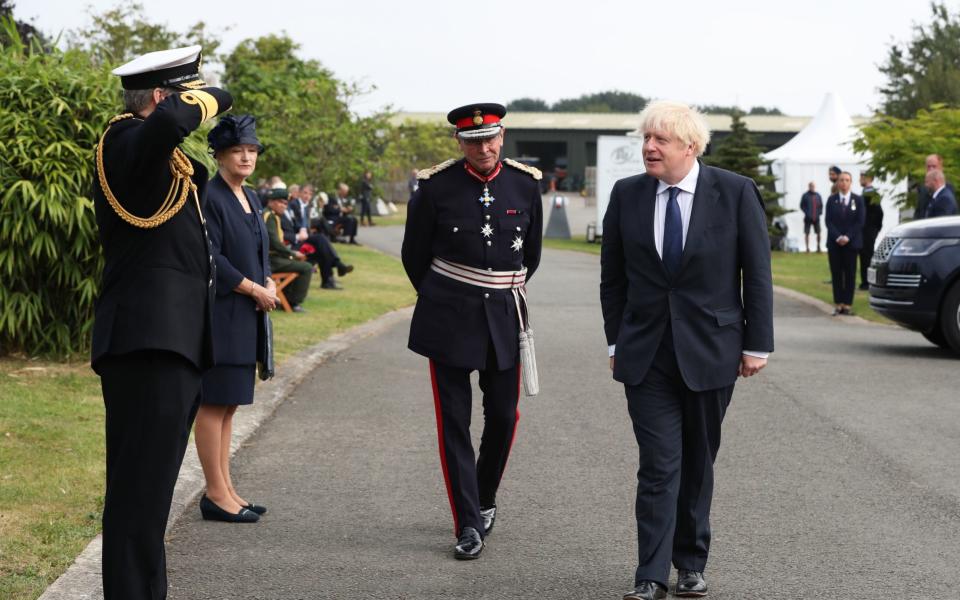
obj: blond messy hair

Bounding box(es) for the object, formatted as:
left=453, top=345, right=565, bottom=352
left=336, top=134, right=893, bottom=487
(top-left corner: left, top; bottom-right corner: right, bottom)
left=635, top=100, right=711, bottom=157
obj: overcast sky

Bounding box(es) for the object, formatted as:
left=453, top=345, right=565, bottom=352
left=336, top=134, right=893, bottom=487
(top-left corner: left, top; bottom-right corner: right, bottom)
left=16, top=0, right=937, bottom=117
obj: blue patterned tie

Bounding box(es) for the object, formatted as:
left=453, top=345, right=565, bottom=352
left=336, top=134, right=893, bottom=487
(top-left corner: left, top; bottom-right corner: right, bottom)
left=663, top=186, right=682, bottom=275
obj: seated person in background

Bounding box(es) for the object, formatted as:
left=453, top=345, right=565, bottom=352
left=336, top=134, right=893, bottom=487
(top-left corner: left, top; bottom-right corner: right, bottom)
left=281, top=193, right=353, bottom=290
left=263, top=188, right=312, bottom=311
left=324, top=183, right=360, bottom=244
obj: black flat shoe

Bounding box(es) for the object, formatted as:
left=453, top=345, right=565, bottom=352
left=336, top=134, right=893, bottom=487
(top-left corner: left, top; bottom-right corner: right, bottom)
left=453, top=526, right=483, bottom=560
left=675, top=570, right=708, bottom=597
left=199, top=495, right=259, bottom=523
left=480, top=505, right=496, bottom=535
left=623, top=580, right=666, bottom=600
left=244, top=502, right=267, bottom=515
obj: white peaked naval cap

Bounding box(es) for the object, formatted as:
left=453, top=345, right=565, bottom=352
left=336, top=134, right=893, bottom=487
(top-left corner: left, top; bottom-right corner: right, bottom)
left=112, top=45, right=205, bottom=90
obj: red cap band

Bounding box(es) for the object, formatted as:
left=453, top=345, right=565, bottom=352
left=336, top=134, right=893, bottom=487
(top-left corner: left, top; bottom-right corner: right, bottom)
left=456, top=114, right=502, bottom=129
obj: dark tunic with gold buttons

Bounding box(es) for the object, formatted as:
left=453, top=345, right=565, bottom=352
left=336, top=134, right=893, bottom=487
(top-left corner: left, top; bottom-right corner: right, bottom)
left=402, top=158, right=543, bottom=371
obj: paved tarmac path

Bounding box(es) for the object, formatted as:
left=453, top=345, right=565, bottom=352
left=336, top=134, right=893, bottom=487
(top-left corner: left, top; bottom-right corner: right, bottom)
left=166, top=227, right=960, bottom=599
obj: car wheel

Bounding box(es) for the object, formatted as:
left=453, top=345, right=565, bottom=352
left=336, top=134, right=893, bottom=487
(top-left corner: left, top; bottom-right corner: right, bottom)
left=940, top=281, right=960, bottom=354
left=922, top=327, right=950, bottom=349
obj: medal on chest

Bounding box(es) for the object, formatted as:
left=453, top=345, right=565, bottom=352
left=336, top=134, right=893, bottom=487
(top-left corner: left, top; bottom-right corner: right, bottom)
left=465, top=161, right=502, bottom=208
left=479, top=185, right=495, bottom=208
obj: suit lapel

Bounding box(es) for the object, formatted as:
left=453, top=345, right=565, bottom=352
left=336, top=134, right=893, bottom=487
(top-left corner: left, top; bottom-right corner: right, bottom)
left=678, top=162, right=718, bottom=274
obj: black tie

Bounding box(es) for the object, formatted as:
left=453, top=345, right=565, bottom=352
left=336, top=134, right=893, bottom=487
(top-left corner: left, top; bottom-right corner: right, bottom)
left=663, top=186, right=682, bottom=275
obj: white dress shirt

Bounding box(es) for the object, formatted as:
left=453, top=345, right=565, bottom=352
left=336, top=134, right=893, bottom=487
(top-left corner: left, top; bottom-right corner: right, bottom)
left=608, top=161, right=769, bottom=360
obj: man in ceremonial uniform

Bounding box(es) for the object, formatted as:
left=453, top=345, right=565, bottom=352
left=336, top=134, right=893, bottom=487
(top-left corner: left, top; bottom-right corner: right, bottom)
left=402, top=103, right=543, bottom=560
left=263, top=188, right=314, bottom=307
left=91, top=46, right=231, bottom=600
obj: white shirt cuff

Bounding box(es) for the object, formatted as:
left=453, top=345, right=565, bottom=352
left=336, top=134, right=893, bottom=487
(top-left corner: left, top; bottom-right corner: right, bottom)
left=608, top=344, right=616, bottom=357
left=742, top=350, right=769, bottom=359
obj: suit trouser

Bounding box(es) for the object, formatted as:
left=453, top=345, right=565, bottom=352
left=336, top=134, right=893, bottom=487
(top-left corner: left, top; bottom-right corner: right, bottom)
left=625, top=329, right=733, bottom=588
left=828, top=245, right=858, bottom=304
left=269, top=256, right=313, bottom=305
left=99, top=350, right=201, bottom=600
left=429, top=345, right=520, bottom=537
left=298, top=233, right=339, bottom=282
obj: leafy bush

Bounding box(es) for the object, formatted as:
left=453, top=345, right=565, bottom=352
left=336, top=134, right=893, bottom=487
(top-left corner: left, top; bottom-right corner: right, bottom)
left=0, top=20, right=212, bottom=357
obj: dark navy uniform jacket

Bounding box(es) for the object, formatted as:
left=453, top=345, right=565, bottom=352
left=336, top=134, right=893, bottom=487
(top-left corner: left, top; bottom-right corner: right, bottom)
left=91, top=87, right=232, bottom=373
left=203, top=173, right=270, bottom=366
left=825, top=193, right=866, bottom=250
left=402, top=158, right=543, bottom=371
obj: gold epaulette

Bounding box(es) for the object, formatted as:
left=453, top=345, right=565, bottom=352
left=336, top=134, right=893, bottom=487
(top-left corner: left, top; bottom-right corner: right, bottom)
left=503, top=158, right=542, bottom=181
left=417, top=159, right=457, bottom=180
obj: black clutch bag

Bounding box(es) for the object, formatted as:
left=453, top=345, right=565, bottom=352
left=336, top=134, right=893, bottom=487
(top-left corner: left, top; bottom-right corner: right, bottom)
left=257, top=311, right=275, bottom=381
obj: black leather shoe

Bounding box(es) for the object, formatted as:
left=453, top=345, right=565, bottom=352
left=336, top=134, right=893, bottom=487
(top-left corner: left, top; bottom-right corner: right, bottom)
left=199, top=495, right=259, bottom=523
left=453, top=526, right=483, bottom=560
left=321, top=279, right=342, bottom=290
left=675, top=570, right=708, bottom=597
left=337, top=263, right=354, bottom=277
left=244, top=503, right=267, bottom=515
left=291, top=304, right=306, bottom=313
left=623, top=580, right=666, bottom=600
left=480, top=505, right=497, bottom=535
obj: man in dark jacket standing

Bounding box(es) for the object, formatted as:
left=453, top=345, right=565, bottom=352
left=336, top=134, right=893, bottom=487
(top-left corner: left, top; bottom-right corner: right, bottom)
left=825, top=171, right=865, bottom=315
left=92, top=46, right=231, bottom=600
left=799, top=181, right=823, bottom=252
left=402, top=102, right=543, bottom=561
left=858, top=173, right=883, bottom=290
left=922, top=169, right=959, bottom=219
left=600, top=101, right=773, bottom=600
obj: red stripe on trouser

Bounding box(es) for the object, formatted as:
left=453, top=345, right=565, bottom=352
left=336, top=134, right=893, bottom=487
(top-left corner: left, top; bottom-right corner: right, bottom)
left=497, top=364, right=523, bottom=484
left=429, top=360, right=459, bottom=535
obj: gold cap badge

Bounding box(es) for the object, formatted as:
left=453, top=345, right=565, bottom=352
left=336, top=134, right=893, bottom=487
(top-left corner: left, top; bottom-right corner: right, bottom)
left=472, top=110, right=483, bottom=126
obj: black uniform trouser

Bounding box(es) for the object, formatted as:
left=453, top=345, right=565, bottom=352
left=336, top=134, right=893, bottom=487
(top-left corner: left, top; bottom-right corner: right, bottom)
left=828, top=245, right=858, bottom=304
left=625, top=326, right=733, bottom=588
left=429, top=345, right=520, bottom=538
left=859, top=228, right=879, bottom=287
left=99, top=350, right=201, bottom=600
left=359, top=198, right=373, bottom=225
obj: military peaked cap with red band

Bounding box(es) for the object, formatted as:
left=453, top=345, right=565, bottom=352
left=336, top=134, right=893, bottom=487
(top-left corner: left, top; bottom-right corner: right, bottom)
left=447, top=103, right=507, bottom=140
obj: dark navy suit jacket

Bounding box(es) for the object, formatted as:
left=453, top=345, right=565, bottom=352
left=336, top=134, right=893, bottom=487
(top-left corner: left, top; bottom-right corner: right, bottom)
left=825, top=193, right=865, bottom=250
left=203, top=173, right=271, bottom=366
left=600, top=162, right=774, bottom=392
left=925, top=187, right=959, bottom=218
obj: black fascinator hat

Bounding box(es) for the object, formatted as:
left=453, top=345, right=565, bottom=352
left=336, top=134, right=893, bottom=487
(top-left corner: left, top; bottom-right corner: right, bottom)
left=208, top=114, right=265, bottom=153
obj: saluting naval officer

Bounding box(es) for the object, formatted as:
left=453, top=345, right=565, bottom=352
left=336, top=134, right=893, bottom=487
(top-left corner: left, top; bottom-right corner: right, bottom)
left=91, top=46, right=231, bottom=599
left=402, top=103, right=543, bottom=560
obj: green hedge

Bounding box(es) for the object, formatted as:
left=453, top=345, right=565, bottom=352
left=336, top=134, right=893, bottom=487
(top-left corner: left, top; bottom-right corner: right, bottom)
left=0, top=21, right=212, bottom=357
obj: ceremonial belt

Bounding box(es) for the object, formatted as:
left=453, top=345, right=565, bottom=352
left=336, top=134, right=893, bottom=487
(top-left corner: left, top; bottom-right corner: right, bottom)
left=430, top=257, right=526, bottom=289
left=429, top=257, right=539, bottom=396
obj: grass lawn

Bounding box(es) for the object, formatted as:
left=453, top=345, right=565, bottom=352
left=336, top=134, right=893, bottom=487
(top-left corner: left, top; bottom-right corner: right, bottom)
left=0, top=244, right=413, bottom=600
left=543, top=236, right=888, bottom=322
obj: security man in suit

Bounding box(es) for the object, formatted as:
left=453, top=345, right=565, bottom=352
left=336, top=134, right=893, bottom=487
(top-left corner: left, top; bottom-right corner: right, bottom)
left=401, top=102, right=543, bottom=560
left=858, top=173, right=883, bottom=290
left=825, top=172, right=865, bottom=316
left=922, top=169, right=959, bottom=219
left=600, top=101, right=773, bottom=600
left=92, top=45, right=232, bottom=600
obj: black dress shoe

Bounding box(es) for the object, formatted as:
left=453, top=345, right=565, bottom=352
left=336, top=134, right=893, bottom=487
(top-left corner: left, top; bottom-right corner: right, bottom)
left=675, top=570, right=708, bottom=597
left=244, top=503, right=267, bottom=515
left=291, top=304, right=306, bottom=313
left=453, top=526, right=483, bottom=560
left=321, top=279, right=342, bottom=290
left=199, top=495, right=259, bottom=523
left=480, top=505, right=496, bottom=535
left=337, top=263, right=354, bottom=277
left=623, top=580, right=666, bottom=600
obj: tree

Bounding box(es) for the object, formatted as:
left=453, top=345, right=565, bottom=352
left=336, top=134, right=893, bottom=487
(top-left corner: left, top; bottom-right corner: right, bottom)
left=705, top=112, right=787, bottom=239
left=698, top=104, right=784, bottom=115
left=879, top=2, right=960, bottom=118
left=552, top=90, right=648, bottom=113
left=748, top=106, right=783, bottom=116
left=506, top=97, right=549, bottom=112
left=853, top=104, right=960, bottom=207
left=67, top=2, right=224, bottom=66
left=0, top=0, right=46, bottom=48
left=222, top=34, right=388, bottom=190
left=378, top=121, right=458, bottom=198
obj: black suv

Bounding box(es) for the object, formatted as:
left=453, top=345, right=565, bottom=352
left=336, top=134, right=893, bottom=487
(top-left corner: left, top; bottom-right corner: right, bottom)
left=868, top=216, right=960, bottom=353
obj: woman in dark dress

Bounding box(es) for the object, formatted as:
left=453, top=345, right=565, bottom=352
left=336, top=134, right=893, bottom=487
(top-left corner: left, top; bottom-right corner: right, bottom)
left=195, top=115, right=277, bottom=522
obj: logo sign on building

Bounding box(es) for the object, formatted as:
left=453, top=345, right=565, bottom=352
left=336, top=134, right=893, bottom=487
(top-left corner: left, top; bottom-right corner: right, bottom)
left=596, top=135, right=645, bottom=236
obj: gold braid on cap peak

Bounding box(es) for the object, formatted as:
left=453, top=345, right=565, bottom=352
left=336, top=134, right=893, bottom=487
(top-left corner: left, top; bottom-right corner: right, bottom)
left=503, top=158, right=542, bottom=181
left=417, top=158, right=456, bottom=180
left=96, top=113, right=203, bottom=229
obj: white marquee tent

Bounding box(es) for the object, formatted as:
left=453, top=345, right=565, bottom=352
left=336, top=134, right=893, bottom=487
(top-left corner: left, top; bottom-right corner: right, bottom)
left=765, top=93, right=904, bottom=251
